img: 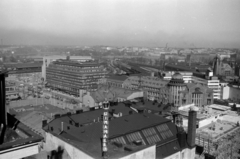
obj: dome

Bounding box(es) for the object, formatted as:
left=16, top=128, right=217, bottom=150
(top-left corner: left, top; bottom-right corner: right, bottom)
left=172, top=72, right=183, bottom=80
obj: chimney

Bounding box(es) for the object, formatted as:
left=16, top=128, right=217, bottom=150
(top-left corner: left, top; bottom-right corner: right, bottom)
left=61, top=122, right=64, bottom=132
left=42, top=120, right=48, bottom=128
left=187, top=110, right=197, bottom=148
left=66, top=56, right=70, bottom=60
left=151, top=72, right=155, bottom=77
left=177, top=131, right=187, bottom=148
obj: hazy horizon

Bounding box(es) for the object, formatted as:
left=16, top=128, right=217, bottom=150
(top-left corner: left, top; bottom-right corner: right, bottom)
left=0, top=0, right=240, bottom=48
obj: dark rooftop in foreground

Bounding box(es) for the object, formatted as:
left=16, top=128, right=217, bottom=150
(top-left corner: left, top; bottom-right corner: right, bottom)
left=44, top=112, right=184, bottom=159
left=46, top=103, right=136, bottom=127
left=0, top=113, right=43, bottom=151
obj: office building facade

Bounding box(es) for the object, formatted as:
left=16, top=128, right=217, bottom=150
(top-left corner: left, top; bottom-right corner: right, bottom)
left=46, top=59, right=107, bottom=96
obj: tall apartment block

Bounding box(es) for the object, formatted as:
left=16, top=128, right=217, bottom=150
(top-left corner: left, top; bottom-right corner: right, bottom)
left=46, top=59, right=107, bottom=96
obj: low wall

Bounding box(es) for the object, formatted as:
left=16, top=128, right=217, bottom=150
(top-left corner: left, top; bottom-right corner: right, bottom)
left=9, top=98, right=83, bottom=110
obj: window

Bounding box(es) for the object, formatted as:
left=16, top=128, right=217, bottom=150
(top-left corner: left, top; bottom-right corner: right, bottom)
left=126, top=131, right=146, bottom=145
left=156, top=124, right=173, bottom=140
left=142, top=127, right=161, bottom=144
left=111, top=136, right=126, bottom=145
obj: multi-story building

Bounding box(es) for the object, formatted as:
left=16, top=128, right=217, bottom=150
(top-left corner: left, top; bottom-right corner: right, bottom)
left=42, top=55, right=92, bottom=81
left=101, top=73, right=213, bottom=107
left=192, top=72, right=221, bottom=100
left=163, top=71, right=193, bottom=83
left=123, top=75, right=169, bottom=103
left=206, top=76, right=221, bottom=99
left=222, top=85, right=240, bottom=102
left=46, top=59, right=107, bottom=97
left=168, top=73, right=188, bottom=107
left=168, top=73, right=213, bottom=108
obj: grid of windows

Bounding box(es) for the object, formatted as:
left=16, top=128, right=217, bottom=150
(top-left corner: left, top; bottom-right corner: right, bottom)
left=111, top=136, right=126, bottom=145
left=126, top=131, right=146, bottom=145
left=156, top=124, right=173, bottom=140
left=142, top=127, right=161, bottom=144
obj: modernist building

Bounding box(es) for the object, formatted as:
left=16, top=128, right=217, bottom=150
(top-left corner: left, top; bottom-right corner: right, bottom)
left=42, top=55, right=93, bottom=81
left=46, top=59, right=107, bottom=96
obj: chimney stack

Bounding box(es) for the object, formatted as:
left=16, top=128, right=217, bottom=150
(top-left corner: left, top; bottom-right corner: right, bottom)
left=187, top=109, right=197, bottom=148
left=61, top=122, right=64, bottom=132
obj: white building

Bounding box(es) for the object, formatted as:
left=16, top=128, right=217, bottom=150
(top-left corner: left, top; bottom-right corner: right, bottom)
left=222, top=85, right=240, bottom=102
left=207, top=77, right=221, bottom=99
left=163, top=71, right=193, bottom=83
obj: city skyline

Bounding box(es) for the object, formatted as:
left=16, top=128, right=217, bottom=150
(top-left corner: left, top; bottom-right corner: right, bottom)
left=0, top=0, right=240, bottom=48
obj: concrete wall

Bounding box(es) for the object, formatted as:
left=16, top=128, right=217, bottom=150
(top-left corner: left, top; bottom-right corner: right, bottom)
left=44, top=132, right=93, bottom=159
left=9, top=98, right=49, bottom=108
left=0, top=143, right=40, bottom=159
left=120, top=145, right=156, bottom=159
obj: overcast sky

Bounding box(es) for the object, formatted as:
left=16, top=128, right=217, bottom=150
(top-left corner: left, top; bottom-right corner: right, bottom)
left=0, top=0, right=240, bottom=48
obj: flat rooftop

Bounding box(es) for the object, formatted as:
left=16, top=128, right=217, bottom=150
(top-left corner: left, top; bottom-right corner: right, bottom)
left=44, top=103, right=136, bottom=126
left=208, top=104, right=231, bottom=111
left=44, top=113, right=180, bottom=159
left=130, top=100, right=171, bottom=113
left=197, top=120, right=237, bottom=140
left=4, top=63, right=42, bottom=69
